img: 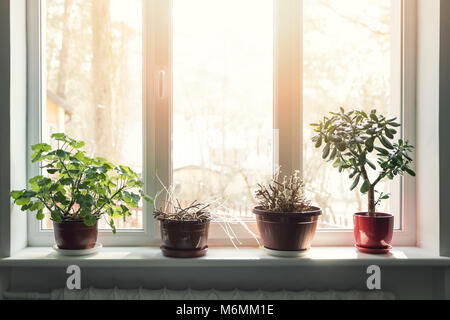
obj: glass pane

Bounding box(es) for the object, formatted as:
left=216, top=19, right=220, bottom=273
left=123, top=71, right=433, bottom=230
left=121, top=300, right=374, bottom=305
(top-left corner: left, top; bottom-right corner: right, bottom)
left=303, top=0, right=401, bottom=229
left=44, top=0, right=143, bottom=230
left=172, top=0, right=274, bottom=221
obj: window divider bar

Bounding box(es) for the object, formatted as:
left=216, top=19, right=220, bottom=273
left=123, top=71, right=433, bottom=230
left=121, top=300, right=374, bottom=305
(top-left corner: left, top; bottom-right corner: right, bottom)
left=274, top=0, right=303, bottom=178
left=26, top=0, right=44, bottom=241
left=144, top=0, right=173, bottom=238
left=400, top=0, right=417, bottom=242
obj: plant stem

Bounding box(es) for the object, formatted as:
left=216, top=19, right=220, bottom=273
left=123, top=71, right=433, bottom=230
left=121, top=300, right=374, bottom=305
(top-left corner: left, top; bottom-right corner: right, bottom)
left=92, top=186, right=125, bottom=216
left=368, top=187, right=376, bottom=216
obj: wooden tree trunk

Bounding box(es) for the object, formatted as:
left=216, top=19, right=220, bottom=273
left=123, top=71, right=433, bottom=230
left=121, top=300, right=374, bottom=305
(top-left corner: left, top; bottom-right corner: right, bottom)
left=56, top=0, right=75, bottom=100
left=368, top=187, right=376, bottom=216
left=92, top=0, right=113, bottom=158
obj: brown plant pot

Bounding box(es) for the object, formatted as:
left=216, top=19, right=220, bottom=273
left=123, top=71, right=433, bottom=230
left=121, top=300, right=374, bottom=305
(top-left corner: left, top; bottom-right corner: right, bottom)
left=54, top=220, right=98, bottom=250
left=159, top=218, right=210, bottom=258
left=253, top=206, right=322, bottom=252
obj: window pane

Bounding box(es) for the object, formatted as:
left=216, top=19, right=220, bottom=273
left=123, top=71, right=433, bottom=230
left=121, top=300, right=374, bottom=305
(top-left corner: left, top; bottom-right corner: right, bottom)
left=172, top=0, right=274, bottom=221
left=44, top=0, right=143, bottom=230
left=303, top=0, right=401, bottom=229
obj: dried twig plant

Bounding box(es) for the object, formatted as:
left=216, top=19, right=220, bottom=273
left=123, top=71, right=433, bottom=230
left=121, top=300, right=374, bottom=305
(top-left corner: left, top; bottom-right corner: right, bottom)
left=255, top=171, right=312, bottom=213
left=154, top=200, right=211, bottom=223
left=153, top=173, right=260, bottom=248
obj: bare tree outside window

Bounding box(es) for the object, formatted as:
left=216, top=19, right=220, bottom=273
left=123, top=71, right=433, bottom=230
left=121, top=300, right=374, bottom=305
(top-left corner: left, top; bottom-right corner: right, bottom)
left=45, top=0, right=143, bottom=230
left=303, top=0, right=398, bottom=229
left=44, top=0, right=398, bottom=231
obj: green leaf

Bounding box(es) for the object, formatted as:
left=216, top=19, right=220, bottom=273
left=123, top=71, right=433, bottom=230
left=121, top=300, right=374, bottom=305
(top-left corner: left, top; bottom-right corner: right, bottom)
left=315, top=136, right=323, bottom=148
left=54, top=192, right=70, bottom=206
left=365, top=137, right=375, bottom=152
left=71, top=141, right=86, bottom=149
left=121, top=204, right=130, bottom=213
left=10, top=190, right=24, bottom=200
left=59, top=178, right=73, bottom=186
left=29, top=202, right=44, bottom=212
left=374, top=147, right=389, bottom=156
left=350, top=174, right=361, bottom=191
left=379, top=136, right=394, bottom=150
left=322, top=143, right=331, bottom=159
left=360, top=180, right=370, bottom=194
left=385, top=128, right=394, bottom=139
left=51, top=211, right=63, bottom=223
left=366, top=159, right=377, bottom=170
left=38, top=178, right=52, bottom=187
left=109, top=219, right=117, bottom=234
left=84, top=215, right=97, bottom=227
left=405, top=167, right=416, bottom=177
left=36, top=209, right=45, bottom=221
left=15, top=197, right=31, bottom=206
left=332, top=159, right=341, bottom=168
left=329, top=148, right=337, bottom=161
left=51, top=133, right=66, bottom=140
left=141, top=193, right=153, bottom=203
left=21, top=203, right=33, bottom=211
left=31, top=143, right=52, bottom=152
left=336, top=143, right=346, bottom=152
left=349, top=170, right=359, bottom=179
left=370, top=113, right=378, bottom=122
left=56, top=149, right=68, bottom=159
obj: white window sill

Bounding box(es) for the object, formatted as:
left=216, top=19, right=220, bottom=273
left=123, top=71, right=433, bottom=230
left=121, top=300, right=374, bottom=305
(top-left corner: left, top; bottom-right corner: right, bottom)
left=1, top=246, right=450, bottom=268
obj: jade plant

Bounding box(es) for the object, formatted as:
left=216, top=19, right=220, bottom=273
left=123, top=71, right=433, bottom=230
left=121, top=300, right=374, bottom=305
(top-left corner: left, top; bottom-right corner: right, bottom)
left=255, top=171, right=312, bottom=213
left=10, top=133, right=152, bottom=233
left=311, top=108, right=415, bottom=216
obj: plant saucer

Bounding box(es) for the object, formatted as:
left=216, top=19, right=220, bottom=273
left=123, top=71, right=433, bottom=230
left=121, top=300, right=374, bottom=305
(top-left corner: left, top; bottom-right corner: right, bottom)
left=355, top=244, right=392, bottom=254
left=52, top=243, right=103, bottom=257
left=160, top=246, right=208, bottom=258
left=263, top=247, right=309, bottom=258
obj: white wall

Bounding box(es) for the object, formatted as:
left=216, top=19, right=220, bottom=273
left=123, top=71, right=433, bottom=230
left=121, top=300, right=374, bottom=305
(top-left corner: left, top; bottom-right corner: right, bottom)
left=9, top=0, right=28, bottom=255
left=1, top=265, right=448, bottom=300
left=0, top=0, right=28, bottom=257
left=416, top=0, right=440, bottom=254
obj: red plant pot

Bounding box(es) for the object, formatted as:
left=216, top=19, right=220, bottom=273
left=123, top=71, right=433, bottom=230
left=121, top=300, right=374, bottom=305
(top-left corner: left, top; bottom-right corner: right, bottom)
left=54, top=220, right=98, bottom=250
left=353, top=213, right=394, bottom=250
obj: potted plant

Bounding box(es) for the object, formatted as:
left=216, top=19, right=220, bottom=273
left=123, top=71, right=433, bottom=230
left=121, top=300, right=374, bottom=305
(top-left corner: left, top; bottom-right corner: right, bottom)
left=252, top=171, right=322, bottom=257
left=154, top=200, right=211, bottom=258
left=311, top=108, right=415, bottom=253
left=10, top=133, right=152, bottom=251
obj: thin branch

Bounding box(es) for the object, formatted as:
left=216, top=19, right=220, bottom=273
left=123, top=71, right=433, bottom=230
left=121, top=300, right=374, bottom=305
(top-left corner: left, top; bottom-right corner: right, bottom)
left=318, top=0, right=389, bottom=37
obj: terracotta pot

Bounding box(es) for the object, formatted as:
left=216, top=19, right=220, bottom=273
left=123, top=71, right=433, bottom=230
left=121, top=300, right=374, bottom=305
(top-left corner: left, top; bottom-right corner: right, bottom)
left=253, top=206, right=322, bottom=251
left=54, top=220, right=98, bottom=250
left=353, top=212, right=394, bottom=249
left=159, top=219, right=210, bottom=258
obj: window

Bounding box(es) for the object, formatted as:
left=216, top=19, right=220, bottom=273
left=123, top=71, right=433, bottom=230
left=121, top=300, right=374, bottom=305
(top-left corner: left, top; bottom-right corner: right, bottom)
left=172, top=0, right=274, bottom=220
left=28, top=0, right=416, bottom=246
left=303, top=0, right=401, bottom=230
left=42, top=0, right=144, bottom=231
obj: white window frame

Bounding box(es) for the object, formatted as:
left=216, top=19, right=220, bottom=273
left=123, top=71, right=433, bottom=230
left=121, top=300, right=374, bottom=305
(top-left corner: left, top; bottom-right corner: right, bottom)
left=26, top=0, right=417, bottom=247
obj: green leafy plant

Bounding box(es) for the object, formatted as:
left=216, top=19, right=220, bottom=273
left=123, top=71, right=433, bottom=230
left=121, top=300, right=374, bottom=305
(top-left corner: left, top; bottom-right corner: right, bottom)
left=10, top=133, right=152, bottom=233
left=311, top=108, right=415, bottom=216
left=255, top=171, right=312, bottom=213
